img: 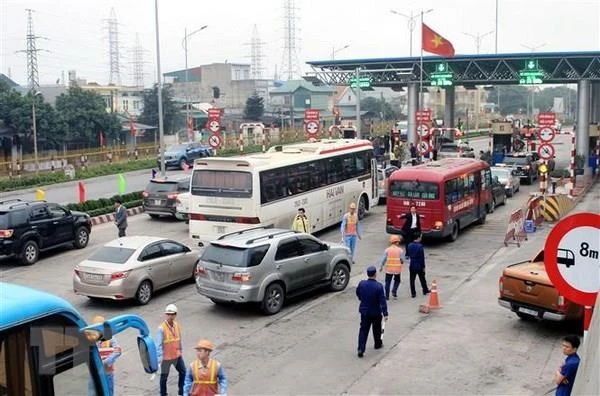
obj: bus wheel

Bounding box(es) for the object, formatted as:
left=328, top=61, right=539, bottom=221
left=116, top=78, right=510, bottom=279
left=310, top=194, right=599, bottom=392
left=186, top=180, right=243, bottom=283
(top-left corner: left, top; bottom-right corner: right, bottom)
left=478, top=209, right=487, bottom=225
left=448, top=222, right=459, bottom=242
left=357, top=196, right=367, bottom=220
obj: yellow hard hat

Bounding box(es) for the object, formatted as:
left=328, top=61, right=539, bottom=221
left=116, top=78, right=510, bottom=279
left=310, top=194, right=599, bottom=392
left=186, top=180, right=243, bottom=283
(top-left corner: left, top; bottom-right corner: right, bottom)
left=92, top=315, right=105, bottom=324
left=389, top=235, right=401, bottom=244
left=194, top=339, right=214, bottom=351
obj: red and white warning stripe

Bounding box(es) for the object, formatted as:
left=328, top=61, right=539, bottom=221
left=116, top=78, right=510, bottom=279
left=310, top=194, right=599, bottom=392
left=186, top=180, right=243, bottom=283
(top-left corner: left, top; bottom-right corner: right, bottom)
left=569, top=132, right=576, bottom=196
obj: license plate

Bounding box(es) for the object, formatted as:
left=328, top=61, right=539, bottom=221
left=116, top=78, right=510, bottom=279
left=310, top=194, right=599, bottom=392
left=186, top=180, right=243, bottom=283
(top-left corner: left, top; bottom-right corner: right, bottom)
left=518, top=307, right=538, bottom=316
left=84, top=273, right=104, bottom=282
left=154, top=199, right=162, bottom=205
left=212, top=271, right=224, bottom=281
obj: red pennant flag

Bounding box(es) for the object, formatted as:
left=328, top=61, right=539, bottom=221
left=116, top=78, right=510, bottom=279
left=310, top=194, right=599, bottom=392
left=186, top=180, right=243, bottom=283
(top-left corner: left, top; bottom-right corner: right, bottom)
left=422, top=23, right=455, bottom=57
left=78, top=181, right=86, bottom=203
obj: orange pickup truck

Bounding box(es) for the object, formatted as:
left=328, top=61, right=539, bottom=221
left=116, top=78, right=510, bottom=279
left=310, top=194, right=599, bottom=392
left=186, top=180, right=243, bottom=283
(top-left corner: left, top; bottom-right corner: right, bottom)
left=498, top=250, right=584, bottom=322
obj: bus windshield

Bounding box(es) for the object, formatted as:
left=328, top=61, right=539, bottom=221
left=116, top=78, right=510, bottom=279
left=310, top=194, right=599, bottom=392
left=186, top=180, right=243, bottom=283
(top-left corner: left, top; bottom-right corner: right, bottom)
left=191, top=170, right=252, bottom=198
left=389, top=180, right=439, bottom=200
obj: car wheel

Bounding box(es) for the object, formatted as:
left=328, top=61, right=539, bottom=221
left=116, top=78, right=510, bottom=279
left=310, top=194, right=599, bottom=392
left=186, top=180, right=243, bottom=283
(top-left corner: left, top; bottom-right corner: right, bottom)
left=179, top=158, right=188, bottom=170
left=135, top=280, right=153, bottom=305
left=73, top=227, right=89, bottom=249
left=149, top=214, right=160, bottom=219
left=330, top=263, right=350, bottom=291
left=489, top=199, right=496, bottom=213
left=448, top=222, right=459, bottom=242
left=357, top=195, right=367, bottom=220
left=21, top=240, right=39, bottom=265
left=261, top=283, right=285, bottom=315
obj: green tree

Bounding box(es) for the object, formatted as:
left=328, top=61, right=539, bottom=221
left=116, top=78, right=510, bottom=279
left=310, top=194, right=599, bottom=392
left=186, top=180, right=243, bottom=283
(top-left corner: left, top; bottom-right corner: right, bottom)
left=138, top=84, right=178, bottom=133
left=487, top=85, right=529, bottom=116
left=360, top=96, right=399, bottom=120
left=534, top=86, right=577, bottom=117
left=55, top=86, right=120, bottom=145
left=244, top=92, right=264, bottom=121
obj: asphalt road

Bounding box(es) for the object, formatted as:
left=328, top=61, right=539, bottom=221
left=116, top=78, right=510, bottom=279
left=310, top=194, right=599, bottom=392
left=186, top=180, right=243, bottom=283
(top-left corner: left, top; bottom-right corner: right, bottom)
left=0, top=133, right=583, bottom=395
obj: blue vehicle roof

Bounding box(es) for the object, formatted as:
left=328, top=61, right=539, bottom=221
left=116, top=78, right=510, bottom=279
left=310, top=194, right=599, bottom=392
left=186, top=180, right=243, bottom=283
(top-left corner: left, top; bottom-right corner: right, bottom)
left=0, top=282, right=85, bottom=331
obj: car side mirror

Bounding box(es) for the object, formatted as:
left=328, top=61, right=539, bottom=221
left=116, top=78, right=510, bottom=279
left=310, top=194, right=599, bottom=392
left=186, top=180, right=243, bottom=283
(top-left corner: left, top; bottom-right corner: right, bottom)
left=321, top=243, right=329, bottom=251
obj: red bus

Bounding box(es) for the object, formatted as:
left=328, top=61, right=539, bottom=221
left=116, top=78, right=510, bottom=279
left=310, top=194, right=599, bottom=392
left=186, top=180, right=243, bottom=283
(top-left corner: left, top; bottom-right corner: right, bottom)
left=386, top=158, right=493, bottom=241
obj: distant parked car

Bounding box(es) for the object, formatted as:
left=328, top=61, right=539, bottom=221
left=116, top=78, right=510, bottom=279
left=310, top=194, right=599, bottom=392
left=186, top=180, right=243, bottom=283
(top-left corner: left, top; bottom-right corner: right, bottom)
left=73, top=236, right=199, bottom=304
left=491, top=166, right=520, bottom=197
left=195, top=227, right=353, bottom=315
left=159, top=142, right=211, bottom=170
left=438, top=143, right=475, bottom=159
left=143, top=176, right=190, bottom=219
left=501, top=153, right=538, bottom=184
left=377, top=165, right=399, bottom=204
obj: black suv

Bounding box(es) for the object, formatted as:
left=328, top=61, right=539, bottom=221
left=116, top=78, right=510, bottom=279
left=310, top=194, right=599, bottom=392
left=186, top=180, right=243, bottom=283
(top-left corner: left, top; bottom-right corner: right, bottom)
left=143, top=177, right=190, bottom=219
left=0, top=199, right=92, bottom=265
left=501, top=154, right=539, bottom=184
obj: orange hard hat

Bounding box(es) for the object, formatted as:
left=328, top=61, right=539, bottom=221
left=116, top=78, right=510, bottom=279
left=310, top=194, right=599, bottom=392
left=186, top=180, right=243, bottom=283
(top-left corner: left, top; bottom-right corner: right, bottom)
left=389, top=235, right=401, bottom=244
left=92, top=315, right=105, bottom=324
left=194, top=339, right=214, bottom=351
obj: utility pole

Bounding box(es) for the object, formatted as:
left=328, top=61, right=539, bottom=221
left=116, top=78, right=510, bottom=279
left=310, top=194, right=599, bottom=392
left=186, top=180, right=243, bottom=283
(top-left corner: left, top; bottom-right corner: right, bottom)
left=154, top=0, right=166, bottom=177
left=355, top=67, right=361, bottom=139
left=463, top=31, right=494, bottom=54
left=19, top=9, right=43, bottom=93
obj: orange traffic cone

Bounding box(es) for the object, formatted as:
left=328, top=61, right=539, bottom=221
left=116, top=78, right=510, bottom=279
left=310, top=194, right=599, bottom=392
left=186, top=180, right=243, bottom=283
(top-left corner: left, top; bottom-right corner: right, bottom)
left=427, top=280, right=441, bottom=309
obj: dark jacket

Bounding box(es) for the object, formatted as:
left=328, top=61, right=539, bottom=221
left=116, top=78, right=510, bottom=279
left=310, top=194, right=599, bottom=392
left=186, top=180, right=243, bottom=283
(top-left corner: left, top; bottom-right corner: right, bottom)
left=356, top=278, right=388, bottom=317
left=406, top=241, right=426, bottom=271
left=115, top=205, right=128, bottom=229
left=400, top=212, right=422, bottom=234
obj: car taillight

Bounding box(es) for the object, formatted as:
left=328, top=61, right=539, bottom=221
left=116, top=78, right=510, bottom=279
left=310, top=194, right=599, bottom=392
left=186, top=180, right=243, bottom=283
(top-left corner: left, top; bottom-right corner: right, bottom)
left=236, top=217, right=260, bottom=224
left=142, top=191, right=149, bottom=198
left=232, top=273, right=252, bottom=283
left=195, top=265, right=206, bottom=276
left=498, top=276, right=504, bottom=294
left=0, top=229, right=14, bottom=238
left=167, top=193, right=178, bottom=200
left=110, top=271, right=129, bottom=282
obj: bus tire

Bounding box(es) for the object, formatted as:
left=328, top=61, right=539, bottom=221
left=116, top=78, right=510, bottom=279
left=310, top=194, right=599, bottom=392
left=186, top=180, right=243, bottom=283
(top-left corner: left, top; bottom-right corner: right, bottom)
left=261, top=283, right=285, bottom=315
left=448, top=222, right=459, bottom=242
left=357, top=195, right=367, bottom=220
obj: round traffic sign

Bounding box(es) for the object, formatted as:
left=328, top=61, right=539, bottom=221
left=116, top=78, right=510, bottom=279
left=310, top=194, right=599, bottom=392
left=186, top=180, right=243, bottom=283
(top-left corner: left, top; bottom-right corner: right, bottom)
left=417, top=124, right=430, bottom=138
left=538, top=126, right=555, bottom=142
left=208, top=119, right=221, bottom=133
left=208, top=133, right=222, bottom=148
left=544, top=212, right=600, bottom=306
left=537, top=143, right=555, bottom=160
left=418, top=140, right=431, bottom=154
left=305, top=120, right=319, bottom=136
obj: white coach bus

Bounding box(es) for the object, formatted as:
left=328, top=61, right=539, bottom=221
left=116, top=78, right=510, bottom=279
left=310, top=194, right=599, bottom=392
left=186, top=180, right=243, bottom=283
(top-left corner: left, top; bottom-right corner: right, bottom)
left=189, top=139, right=379, bottom=244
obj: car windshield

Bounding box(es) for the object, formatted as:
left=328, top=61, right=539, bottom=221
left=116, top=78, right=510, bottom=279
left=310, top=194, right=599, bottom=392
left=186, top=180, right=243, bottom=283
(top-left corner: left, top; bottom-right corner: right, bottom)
left=146, top=181, right=179, bottom=193
left=201, top=244, right=269, bottom=268
left=503, top=157, right=529, bottom=165
left=389, top=180, right=439, bottom=200
left=88, top=246, right=136, bottom=264
left=491, top=169, right=510, bottom=181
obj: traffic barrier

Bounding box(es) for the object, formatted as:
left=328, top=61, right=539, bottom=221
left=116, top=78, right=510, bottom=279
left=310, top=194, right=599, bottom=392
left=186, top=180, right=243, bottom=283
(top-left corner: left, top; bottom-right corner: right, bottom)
left=539, top=194, right=575, bottom=222
left=427, top=280, right=441, bottom=309
left=504, top=208, right=527, bottom=247
left=90, top=206, right=144, bottom=226
left=526, top=195, right=544, bottom=229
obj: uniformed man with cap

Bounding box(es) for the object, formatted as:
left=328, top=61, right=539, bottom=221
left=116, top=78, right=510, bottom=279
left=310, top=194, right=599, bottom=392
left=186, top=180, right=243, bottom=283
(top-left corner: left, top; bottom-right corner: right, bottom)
left=355, top=266, right=388, bottom=358
left=156, top=303, right=186, bottom=396
left=183, top=339, right=228, bottom=396
left=88, top=315, right=121, bottom=396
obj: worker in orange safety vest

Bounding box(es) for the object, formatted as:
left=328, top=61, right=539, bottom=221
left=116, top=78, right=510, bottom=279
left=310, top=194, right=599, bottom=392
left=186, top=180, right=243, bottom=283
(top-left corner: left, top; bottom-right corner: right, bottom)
left=379, top=234, right=404, bottom=300
left=88, top=315, right=121, bottom=396
left=156, top=304, right=186, bottom=396
left=183, top=339, right=228, bottom=396
left=340, top=202, right=363, bottom=261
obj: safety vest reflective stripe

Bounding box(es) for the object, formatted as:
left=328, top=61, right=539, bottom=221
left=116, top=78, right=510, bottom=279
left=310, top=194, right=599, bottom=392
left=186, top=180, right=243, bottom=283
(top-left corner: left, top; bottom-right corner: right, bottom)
left=345, top=213, right=358, bottom=235
left=384, top=246, right=403, bottom=274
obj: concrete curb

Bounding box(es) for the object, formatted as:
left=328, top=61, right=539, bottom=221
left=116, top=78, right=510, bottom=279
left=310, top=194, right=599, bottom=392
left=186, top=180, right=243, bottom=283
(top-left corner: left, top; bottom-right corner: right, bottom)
left=90, top=206, right=144, bottom=226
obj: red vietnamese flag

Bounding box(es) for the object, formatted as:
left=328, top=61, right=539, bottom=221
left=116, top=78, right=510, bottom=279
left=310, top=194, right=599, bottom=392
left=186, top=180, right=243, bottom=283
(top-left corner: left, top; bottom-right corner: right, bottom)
left=422, top=23, right=455, bottom=57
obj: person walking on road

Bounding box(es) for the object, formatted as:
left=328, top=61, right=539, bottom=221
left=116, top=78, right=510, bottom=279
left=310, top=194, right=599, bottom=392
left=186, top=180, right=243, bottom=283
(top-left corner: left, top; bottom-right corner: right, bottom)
left=88, top=315, right=121, bottom=396
left=183, top=339, right=228, bottom=396
left=379, top=235, right=404, bottom=300
left=156, top=304, right=186, bottom=396
left=553, top=335, right=581, bottom=396
left=406, top=233, right=430, bottom=298
left=355, top=266, right=388, bottom=358
left=341, top=202, right=362, bottom=261
left=291, top=207, right=311, bottom=233
left=400, top=204, right=422, bottom=247
left=114, top=198, right=128, bottom=237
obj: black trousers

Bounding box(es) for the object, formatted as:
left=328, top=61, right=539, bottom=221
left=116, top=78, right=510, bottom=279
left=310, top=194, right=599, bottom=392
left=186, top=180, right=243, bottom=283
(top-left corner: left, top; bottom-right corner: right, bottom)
left=358, top=313, right=383, bottom=353
left=403, top=228, right=419, bottom=246
left=160, top=356, right=186, bottom=396
left=409, top=269, right=429, bottom=297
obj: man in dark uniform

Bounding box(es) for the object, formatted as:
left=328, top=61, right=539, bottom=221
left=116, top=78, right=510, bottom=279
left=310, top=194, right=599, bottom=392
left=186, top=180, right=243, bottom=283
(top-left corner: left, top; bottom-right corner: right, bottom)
left=355, top=266, right=388, bottom=358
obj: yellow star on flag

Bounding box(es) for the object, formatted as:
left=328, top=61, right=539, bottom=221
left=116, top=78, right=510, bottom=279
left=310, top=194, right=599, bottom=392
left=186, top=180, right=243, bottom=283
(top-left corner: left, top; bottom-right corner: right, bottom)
left=431, top=35, right=444, bottom=48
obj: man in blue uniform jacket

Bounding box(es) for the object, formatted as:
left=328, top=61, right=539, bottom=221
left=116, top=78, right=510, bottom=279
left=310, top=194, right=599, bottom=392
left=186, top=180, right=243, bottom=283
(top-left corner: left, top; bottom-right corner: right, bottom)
left=355, top=266, right=388, bottom=358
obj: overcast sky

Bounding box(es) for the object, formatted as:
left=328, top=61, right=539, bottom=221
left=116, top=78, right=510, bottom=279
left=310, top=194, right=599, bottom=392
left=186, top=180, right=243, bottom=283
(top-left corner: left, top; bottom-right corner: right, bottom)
left=1, top=0, right=599, bottom=87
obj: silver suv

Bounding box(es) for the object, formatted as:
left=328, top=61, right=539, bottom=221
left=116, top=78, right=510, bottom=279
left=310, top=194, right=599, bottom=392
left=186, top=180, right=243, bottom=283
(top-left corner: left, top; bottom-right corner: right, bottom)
left=194, top=227, right=353, bottom=315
